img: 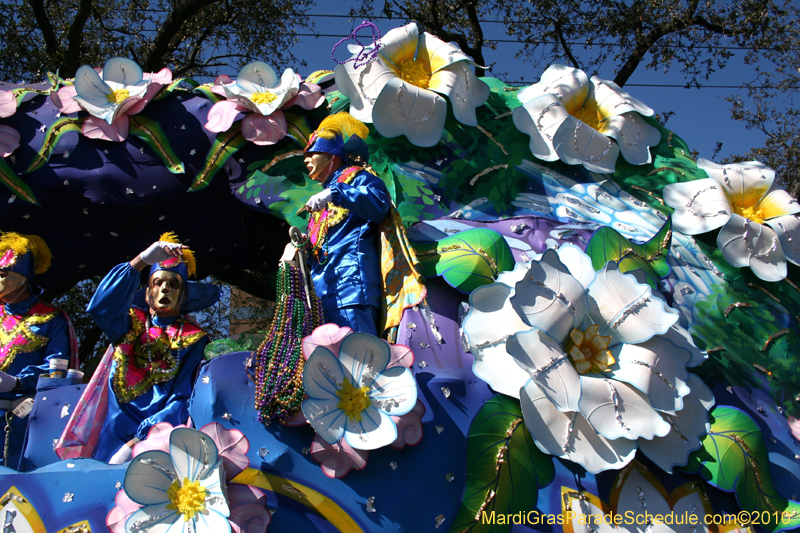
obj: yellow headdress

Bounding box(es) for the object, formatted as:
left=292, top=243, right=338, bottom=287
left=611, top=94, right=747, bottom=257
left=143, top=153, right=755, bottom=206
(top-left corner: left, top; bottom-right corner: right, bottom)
left=156, top=231, right=196, bottom=278
left=0, top=232, right=53, bottom=277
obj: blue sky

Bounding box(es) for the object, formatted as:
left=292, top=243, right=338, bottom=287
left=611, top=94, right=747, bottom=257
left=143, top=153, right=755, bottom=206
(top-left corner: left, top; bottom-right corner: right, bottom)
left=281, top=6, right=768, bottom=165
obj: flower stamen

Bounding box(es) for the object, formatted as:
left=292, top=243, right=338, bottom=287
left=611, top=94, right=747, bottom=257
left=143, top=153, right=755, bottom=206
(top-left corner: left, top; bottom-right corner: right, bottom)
left=166, top=477, right=207, bottom=521
left=565, top=325, right=614, bottom=375
left=106, top=88, right=131, bottom=104
left=336, top=377, right=371, bottom=421
left=250, top=91, right=277, bottom=105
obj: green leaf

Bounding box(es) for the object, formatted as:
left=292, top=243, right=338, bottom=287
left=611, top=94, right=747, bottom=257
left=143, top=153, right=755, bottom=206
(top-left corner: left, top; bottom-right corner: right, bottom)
left=129, top=115, right=184, bottom=174
left=24, top=117, right=84, bottom=174
left=584, top=216, right=672, bottom=288
left=191, top=122, right=248, bottom=191
left=449, top=394, right=555, bottom=533
left=411, top=228, right=514, bottom=294
left=684, top=406, right=800, bottom=532
left=0, top=158, right=39, bottom=205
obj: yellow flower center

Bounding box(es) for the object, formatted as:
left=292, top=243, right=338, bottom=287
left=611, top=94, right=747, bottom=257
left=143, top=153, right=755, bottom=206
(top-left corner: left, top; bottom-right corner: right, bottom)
left=569, top=98, right=604, bottom=131
left=565, top=325, right=615, bottom=375
left=336, top=377, right=371, bottom=421
left=395, top=58, right=432, bottom=89
left=250, top=91, right=277, bottom=105
left=166, top=477, right=207, bottom=521
left=734, top=204, right=767, bottom=224
left=105, top=88, right=131, bottom=104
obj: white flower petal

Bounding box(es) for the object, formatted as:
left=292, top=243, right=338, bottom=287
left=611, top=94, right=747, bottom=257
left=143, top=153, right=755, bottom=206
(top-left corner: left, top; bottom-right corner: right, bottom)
left=761, top=189, right=800, bottom=218
left=198, top=463, right=228, bottom=515
left=338, top=332, right=391, bottom=388
left=578, top=376, right=670, bottom=441
left=372, top=78, right=447, bottom=147
left=194, top=509, right=232, bottom=533
left=512, top=94, right=568, bottom=161
left=588, top=263, right=678, bottom=346
left=552, top=115, right=620, bottom=174
left=766, top=215, right=800, bottom=266
left=422, top=31, right=475, bottom=73
left=748, top=223, right=787, bottom=282
left=662, top=323, right=707, bottom=368
left=123, top=450, right=174, bottom=505
left=125, top=502, right=181, bottom=533
left=563, top=492, right=617, bottom=533
left=717, top=214, right=761, bottom=268
left=303, top=348, right=345, bottom=401
left=73, top=66, right=115, bottom=111
left=699, top=158, right=775, bottom=205
left=556, top=244, right=596, bottom=289
left=610, top=336, right=690, bottom=414
left=511, top=248, right=589, bottom=343
left=518, top=64, right=590, bottom=110
left=507, top=328, right=581, bottom=412
left=169, top=428, right=219, bottom=483
left=235, top=61, right=278, bottom=95
left=254, top=68, right=299, bottom=116
left=520, top=380, right=636, bottom=474
left=369, top=366, right=417, bottom=417
left=103, top=57, right=144, bottom=86
left=302, top=397, right=346, bottom=445
left=344, top=406, right=397, bottom=450
left=591, top=77, right=654, bottom=117
left=429, top=63, right=489, bottom=126
left=600, top=111, right=661, bottom=165
left=464, top=282, right=531, bottom=398
left=333, top=61, right=395, bottom=123
left=377, top=23, right=421, bottom=68
left=638, top=374, right=714, bottom=473
left=663, top=178, right=733, bottom=235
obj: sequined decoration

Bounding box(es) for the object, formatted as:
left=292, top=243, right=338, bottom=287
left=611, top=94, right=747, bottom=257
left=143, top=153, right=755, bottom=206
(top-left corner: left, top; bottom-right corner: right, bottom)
left=253, top=262, right=324, bottom=425
left=366, top=496, right=376, bottom=513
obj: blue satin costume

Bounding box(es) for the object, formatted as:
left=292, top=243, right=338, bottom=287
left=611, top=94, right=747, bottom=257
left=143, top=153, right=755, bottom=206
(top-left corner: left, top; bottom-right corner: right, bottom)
left=0, top=295, right=70, bottom=468
left=310, top=166, right=390, bottom=335
left=87, top=263, right=207, bottom=462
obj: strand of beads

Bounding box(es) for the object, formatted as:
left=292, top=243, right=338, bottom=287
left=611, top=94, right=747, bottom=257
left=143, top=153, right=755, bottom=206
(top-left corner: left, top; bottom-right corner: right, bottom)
left=253, top=262, right=323, bottom=424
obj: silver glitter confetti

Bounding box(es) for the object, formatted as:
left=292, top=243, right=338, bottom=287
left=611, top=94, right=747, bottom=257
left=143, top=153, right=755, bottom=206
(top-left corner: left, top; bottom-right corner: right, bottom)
left=441, top=387, right=451, bottom=398
left=190, top=149, right=197, bottom=155
left=389, top=461, right=398, bottom=470
left=125, top=188, right=134, bottom=194
left=67, top=462, right=75, bottom=468
left=366, top=496, right=376, bottom=513
left=63, top=180, right=69, bottom=186
left=435, top=515, right=446, bottom=528
left=139, top=147, right=145, bottom=153
left=7, top=195, right=15, bottom=204
left=82, top=208, right=89, bottom=215
left=239, top=158, right=246, bottom=163
left=110, top=232, right=118, bottom=237
left=259, top=448, right=269, bottom=457
left=63, top=150, right=70, bottom=158
left=420, top=342, right=430, bottom=349
left=254, top=197, right=261, bottom=204
left=38, top=124, right=46, bottom=132
left=445, top=473, right=455, bottom=482
left=726, top=386, right=733, bottom=394
left=302, top=447, right=310, bottom=455
left=202, top=376, right=210, bottom=384
left=61, top=404, right=70, bottom=418
left=222, top=413, right=232, bottom=420
left=408, top=322, right=417, bottom=330
left=103, top=149, right=109, bottom=154
left=22, top=214, right=30, bottom=219
left=115, top=481, right=122, bottom=489
left=180, top=124, right=186, bottom=130
left=159, top=215, right=166, bottom=221
left=435, top=425, right=444, bottom=434
left=84, top=233, right=91, bottom=237
left=63, top=493, right=74, bottom=502
left=417, top=361, right=428, bottom=368
left=209, top=247, right=215, bottom=252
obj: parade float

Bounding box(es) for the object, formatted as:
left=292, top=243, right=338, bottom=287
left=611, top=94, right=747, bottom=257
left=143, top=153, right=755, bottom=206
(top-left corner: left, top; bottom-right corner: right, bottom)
left=1, top=20, right=799, bottom=533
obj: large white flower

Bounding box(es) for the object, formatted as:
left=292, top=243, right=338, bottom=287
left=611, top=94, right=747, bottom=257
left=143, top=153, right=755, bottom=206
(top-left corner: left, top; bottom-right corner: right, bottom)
left=302, top=332, right=418, bottom=450
left=512, top=64, right=661, bottom=174
left=218, top=61, right=299, bottom=117
left=462, top=245, right=713, bottom=474
left=334, top=22, right=490, bottom=147
left=72, top=57, right=152, bottom=125
left=664, top=158, right=800, bottom=282
left=123, top=427, right=230, bottom=533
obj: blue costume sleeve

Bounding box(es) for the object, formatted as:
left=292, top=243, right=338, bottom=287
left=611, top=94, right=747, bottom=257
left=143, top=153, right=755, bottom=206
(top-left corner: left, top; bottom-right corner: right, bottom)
left=15, top=314, right=69, bottom=394
left=134, top=341, right=205, bottom=439
left=329, top=171, right=390, bottom=222
left=87, top=262, right=141, bottom=344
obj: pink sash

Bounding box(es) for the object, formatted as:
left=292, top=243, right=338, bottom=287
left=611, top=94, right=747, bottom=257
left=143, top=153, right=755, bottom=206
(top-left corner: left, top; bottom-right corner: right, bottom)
left=55, top=344, right=113, bottom=459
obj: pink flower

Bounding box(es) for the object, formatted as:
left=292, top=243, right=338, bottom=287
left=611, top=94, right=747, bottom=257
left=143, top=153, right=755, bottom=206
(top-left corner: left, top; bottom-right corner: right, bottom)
left=0, top=90, right=16, bottom=119
left=106, top=489, right=140, bottom=533
left=311, top=432, right=368, bottom=478
left=204, top=61, right=324, bottom=145
left=52, top=58, right=172, bottom=142
left=0, top=125, right=20, bottom=158
left=391, top=400, right=426, bottom=449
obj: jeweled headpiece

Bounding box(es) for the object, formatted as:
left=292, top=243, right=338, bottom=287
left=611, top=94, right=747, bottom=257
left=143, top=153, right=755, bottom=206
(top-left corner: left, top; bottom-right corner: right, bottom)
left=0, top=232, right=52, bottom=280
left=147, top=231, right=197, bottom=282
left=304, top=112, right=370, bottom=164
